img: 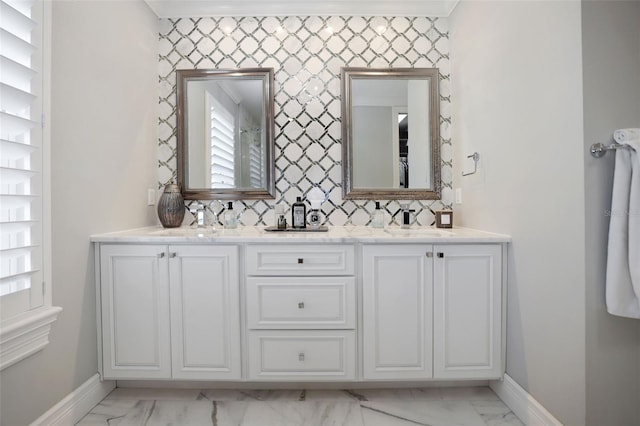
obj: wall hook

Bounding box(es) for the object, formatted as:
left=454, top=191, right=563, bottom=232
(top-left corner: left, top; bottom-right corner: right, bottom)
left=462, top=152, right=480, bottom=176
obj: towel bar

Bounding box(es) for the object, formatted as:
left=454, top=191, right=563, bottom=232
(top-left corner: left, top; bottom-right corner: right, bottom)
left=590, top=142, right=630, bottom=158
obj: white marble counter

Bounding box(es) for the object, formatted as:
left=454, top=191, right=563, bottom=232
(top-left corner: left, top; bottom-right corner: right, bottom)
left=90, top=225, right=511, bottom=244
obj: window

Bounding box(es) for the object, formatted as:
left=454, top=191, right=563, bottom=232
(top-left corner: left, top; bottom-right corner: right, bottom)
left=0, top=0, right=60, bottom=370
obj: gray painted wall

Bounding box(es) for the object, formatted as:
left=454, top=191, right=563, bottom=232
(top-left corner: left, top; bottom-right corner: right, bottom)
left=450, top=1, right=587, bottom=424
left=452, top=1, right=640, bottom=424
left=582, top=1, right=640, bottom=425
left=0, top=2, right=158, bottom=424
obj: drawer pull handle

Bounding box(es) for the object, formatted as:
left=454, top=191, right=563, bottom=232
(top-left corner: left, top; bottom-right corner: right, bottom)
left=437, top=252, right=444, bottom=258
left=157, top=252, right=165, bottom=258
left=298, top=302, right=305, bottom=309
left=298, top=352, right=305, bottom=362
left=297, top=258, right=304, bottom=264
left=170, top=252, right=177, bottom=258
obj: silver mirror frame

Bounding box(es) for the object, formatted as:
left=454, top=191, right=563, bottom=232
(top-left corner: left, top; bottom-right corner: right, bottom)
left=176, top=68, right=276, bottom=200
left=341, top=67, right=441, bottom=200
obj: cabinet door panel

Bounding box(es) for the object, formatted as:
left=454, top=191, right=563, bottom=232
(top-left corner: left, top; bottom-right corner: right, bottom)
left=433, top=244, right=502, bottom=379
left=362, top=245, right=433, bottom=379
left=100, top=245, right=171, bottom=379
left=169, top=245, right=241, bottom=380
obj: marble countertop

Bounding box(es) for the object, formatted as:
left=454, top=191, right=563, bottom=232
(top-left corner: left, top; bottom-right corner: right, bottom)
left=90, top=225, right=511, bottom=244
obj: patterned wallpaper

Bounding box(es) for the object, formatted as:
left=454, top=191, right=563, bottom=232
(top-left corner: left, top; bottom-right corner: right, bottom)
left=158, top=16, right=452, bottom=226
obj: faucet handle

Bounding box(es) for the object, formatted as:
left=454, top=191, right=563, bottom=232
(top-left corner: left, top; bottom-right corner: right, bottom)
left=189, top=202, right=204, bottom=213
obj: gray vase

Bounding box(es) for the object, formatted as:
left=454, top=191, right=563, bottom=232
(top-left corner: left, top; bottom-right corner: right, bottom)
left=157, top=184, right=185, bottom=228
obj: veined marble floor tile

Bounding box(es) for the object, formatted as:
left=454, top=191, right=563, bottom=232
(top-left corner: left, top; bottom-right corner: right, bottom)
left=107, top=387, right=202, bottom=401
left=439, top=386, right=501, bottom=401
left=75, top=399, right=139, bottom=426
left=107, top=400, right=364, bottom=426
left=221, top=401, right=364, bottom=426
left=346, top=387, right=442, bottom=402
left=115, top=400, right=216, bottom=426
left=77, top=387, right=524, bottom=426
left=199, top=389, right=305, bottom=401
left=470, top=400, right=525, bottom=426
left=361, top=400, right=486, bottom=426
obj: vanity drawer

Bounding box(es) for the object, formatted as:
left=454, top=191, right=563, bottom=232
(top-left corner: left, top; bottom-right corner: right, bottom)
left=246, top=277, right=355, bottom=329
left=245, top=245, right=354, bottom=276
left=247, top=330, right=356, bottom=381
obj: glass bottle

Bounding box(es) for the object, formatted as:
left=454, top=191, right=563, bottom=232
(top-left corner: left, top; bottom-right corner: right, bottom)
left=291, top=196, right=306, bottom=229
left=307, top=201, right=323, bottom=228
left=224, top=201, right=238, bottom=229
left=371, top=201, right=385, bottom=229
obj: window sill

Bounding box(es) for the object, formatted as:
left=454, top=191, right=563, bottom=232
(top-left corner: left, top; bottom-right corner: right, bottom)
left=0, top=306, right=63, bottom=371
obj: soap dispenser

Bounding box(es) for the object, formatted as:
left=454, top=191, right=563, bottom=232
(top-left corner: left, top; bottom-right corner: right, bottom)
left=291, top=197, right=306, bottom=229
left=224, top=201, right=238, bottom=229
left=371, top=201, right=385, bottom=229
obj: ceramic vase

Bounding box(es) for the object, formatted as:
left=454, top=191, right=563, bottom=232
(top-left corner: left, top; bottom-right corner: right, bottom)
left=157, top=184, right=185, bottom=228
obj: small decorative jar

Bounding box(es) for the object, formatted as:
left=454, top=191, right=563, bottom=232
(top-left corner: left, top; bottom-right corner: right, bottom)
left=157, top=184, right=185, bottom=228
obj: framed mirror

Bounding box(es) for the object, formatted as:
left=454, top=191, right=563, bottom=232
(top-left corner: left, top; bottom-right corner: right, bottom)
left=176, top=68, right=275, bottom=200
left=341, top=67, right=441, bottom=200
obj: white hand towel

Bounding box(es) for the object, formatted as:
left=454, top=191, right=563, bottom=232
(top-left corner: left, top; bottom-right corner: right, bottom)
left=606, top=135, right=640, bottom=319
left=613, top=128, right=640, bottom=144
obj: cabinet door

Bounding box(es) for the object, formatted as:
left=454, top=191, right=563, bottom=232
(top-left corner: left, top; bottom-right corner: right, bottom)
left=433, top=244, right=503, bottom=379
left=100, top=244, right=171, bottom=379
left=362, top=244, right=433, bottom=379
left=169, top=245, right=241, bottom=380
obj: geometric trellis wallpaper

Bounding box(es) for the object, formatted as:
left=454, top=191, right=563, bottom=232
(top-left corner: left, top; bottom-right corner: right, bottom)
left=158, top=16, right=452, bottom=227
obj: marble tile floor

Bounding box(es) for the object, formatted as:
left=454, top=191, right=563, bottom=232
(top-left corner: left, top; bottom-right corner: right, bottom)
left=77, top=386, right=524, bottom=426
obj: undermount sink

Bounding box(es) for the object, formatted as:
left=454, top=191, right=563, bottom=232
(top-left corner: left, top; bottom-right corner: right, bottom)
left=384, top=227, right=453, bottom=237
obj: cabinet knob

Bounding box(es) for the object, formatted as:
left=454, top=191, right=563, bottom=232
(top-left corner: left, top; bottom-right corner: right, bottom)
left=157, top=252, right=165, bottom=258
left=298, top=352, right=305, bottom=362
left=297, top=258, right=304, bottom=264
left=298, top=302, right=305, bottom=309
left=170, top=252, right=177, bottom=258
left=437, top=252, right=444, bottom=258
left=426, top=252, right=433, bottom=258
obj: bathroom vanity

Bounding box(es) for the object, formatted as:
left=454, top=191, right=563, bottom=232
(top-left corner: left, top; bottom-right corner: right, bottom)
left=91, top=226, right=510, bottom=383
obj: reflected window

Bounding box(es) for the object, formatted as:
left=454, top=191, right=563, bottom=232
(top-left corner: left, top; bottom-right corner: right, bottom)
left=207, top=93, right=235, bottom=188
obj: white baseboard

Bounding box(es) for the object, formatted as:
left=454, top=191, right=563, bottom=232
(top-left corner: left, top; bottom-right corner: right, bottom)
left=490, top=374, right=562, bottom=426
left=31, top=373, right=115, bottom=426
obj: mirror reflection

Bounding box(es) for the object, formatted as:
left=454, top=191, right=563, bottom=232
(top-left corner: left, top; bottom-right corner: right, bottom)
left=342, top=68, right=441, bottom=200
left=177, top=68, right=275, bottom=200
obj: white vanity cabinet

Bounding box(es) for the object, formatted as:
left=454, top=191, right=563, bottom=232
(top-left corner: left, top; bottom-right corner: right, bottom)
left=245, top=244, right=357, bottom=381
left=98, top=244, right=241, bottom=380
left=93, top=226, right=509, bottom=383
left=362, top=243, right=503, bottom=381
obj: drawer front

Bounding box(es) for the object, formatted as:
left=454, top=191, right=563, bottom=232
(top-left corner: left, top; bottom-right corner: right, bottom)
left=246, top=277, right=356, bottom=329
left=247, top=330, right=356, bottom=380
left=245, top=245, right=354, bottom=276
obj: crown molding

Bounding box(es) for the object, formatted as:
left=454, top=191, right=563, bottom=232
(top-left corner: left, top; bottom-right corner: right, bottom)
left=145, top=0, right=459, bottom=18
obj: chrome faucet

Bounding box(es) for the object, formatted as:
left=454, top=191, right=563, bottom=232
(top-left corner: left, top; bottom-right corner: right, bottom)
left=399, top=203, right=415, bottom=229
left=189, top=203, right=205, bottom=228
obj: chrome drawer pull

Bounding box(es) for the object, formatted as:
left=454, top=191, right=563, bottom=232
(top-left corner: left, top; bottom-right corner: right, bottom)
left=297, top=258, right=304, bottom=264
left=298, top=352, right=305, bottom=362
left=298, top=302, right=305, bottom=309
